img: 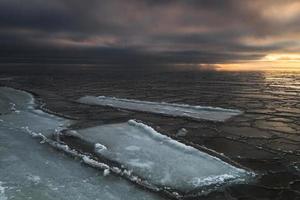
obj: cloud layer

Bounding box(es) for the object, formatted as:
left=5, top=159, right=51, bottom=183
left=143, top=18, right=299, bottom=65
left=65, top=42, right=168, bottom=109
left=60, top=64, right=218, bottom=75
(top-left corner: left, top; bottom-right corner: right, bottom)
left=1, top=0, right=300, bottom=69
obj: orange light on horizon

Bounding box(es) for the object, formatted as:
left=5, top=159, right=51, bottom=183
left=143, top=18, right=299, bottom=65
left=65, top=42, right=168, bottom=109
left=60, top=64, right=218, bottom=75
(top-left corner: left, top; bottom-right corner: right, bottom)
left=262, top=53, right=300, bottom=62
left=216, top=53, right=300, bottom=72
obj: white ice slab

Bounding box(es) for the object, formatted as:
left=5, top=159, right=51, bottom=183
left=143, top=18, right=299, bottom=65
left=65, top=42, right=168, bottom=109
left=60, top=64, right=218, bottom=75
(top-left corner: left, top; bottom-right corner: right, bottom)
left=0, top=87, right=164, bottom=200
left=73, top=120, right=252, bottom=193
left=77, top=96, right=242, bottom=121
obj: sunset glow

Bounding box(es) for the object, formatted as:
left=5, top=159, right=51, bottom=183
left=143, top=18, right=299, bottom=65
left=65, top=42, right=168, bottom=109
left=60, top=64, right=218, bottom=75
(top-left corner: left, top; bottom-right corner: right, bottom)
left=217, top=62, right=300, bottom=72
left=0, top=0, right=299, bottom=71
left=262, top=54, right=300, bottom=62
left=215, top=53, right=300, bottom=71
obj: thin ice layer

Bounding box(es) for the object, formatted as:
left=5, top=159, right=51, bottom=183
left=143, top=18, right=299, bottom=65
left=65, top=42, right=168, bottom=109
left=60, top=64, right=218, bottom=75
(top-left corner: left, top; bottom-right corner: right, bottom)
left=77, top=96, right=241, bottom=121
left=0, top=87, right=164, bottom=200
left=73, top=120, right=252, bottom=193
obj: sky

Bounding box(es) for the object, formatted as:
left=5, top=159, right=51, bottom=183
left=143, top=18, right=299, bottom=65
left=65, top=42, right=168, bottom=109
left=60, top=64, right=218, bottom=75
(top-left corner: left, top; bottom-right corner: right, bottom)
left=1, top=0, right=300, bottom=71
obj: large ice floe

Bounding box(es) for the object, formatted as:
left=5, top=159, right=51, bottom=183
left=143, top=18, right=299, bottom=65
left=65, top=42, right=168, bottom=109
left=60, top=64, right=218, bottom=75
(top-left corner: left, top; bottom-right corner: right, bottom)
left=77, top=96, right=242, bottom=121
left=0, top=87, right=164, bottom=200
left=67, top=120, right=253, bottom=196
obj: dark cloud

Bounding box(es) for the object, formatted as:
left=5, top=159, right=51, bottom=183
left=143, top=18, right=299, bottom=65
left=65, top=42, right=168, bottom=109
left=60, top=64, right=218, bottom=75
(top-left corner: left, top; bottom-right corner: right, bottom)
left=0, top=0, right=299, bottom=69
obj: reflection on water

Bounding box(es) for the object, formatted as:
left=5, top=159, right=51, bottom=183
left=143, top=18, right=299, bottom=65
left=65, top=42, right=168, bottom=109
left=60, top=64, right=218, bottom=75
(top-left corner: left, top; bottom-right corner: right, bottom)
left=264, top=71, right=300, bottom=90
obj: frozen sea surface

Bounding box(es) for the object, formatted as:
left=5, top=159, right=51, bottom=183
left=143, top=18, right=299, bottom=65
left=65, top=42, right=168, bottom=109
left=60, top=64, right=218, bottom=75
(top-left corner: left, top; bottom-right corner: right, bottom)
left=0, top=87, right=164, bottom=200
left=77, top=96, right=242, bottom=122
left=71, top=120, right=252, bottom=193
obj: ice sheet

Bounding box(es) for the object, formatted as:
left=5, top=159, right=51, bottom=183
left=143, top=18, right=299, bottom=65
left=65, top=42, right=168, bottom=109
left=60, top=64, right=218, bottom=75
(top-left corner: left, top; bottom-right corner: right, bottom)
left=77, top=96, right=242, bottom=121
left=0, top=87, right=34, bottom=114
left=73, top=120, right=253, bottom=193
left=0, top=87, right=164, bottom=200
left=0, top=87, right=68, bottom=137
